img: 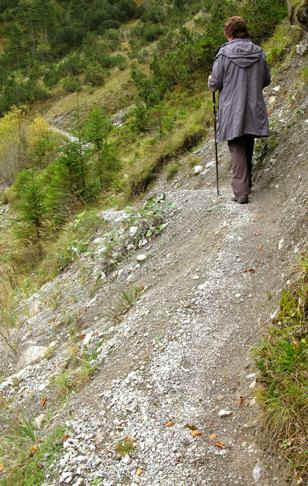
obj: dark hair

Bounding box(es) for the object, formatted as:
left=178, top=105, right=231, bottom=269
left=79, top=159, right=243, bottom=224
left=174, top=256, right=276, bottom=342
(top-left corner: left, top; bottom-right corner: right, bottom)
left=224, top=16, right=249, bottom=39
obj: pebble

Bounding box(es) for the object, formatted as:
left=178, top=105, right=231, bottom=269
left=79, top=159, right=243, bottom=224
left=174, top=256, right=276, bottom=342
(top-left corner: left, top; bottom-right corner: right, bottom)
left=136, top=254, right=147, bottom=262
left=193, top=165, right=203, bottom=175
left=246, top=373, right=256, bottom=381
left=218, top=409, right=233, bottom=418
left=253, top=463, right=262, bottom=482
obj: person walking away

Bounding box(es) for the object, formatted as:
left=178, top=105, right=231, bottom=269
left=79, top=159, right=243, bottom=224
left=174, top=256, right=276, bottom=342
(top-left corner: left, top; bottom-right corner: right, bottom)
left=208, top=16, right=271, bottom=204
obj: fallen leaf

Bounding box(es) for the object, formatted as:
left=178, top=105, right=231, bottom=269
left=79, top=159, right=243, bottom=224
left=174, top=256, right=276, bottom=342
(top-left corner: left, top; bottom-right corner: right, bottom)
left=209, top=433, right=217, bottom=441
left=215, top=441, right=225, bottom=449
left=0, top=464, right=4, bottom=473
left=191, top=430, right=202, bottom=437
left=185, top=424, right=198, bottom=431
left=164, top=420, right=175, bottom=427
left=245, top=268, right=256, bottom=273
left=29, top=444, right=39, bottom=456
left=136, top=468, right=143, bottom=476
left=40, top=396, right=48, bottom=408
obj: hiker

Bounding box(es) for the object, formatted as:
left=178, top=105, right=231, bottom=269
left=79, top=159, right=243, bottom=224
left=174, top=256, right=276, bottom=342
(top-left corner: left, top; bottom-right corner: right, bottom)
left=208, top=16, right=271, bottom=204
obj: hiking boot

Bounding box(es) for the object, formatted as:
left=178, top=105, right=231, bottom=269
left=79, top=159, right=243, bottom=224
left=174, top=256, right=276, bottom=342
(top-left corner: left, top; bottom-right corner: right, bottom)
left=232, top=196, right=249, bottom=204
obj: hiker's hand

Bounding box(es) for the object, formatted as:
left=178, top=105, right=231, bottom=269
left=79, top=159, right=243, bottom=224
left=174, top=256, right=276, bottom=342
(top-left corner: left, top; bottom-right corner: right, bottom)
left=208, top=75, right=215, bottom=92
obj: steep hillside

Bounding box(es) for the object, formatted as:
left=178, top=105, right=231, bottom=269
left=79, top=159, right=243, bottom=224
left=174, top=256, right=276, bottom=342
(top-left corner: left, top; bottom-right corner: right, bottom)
left=0, top=18, right=307, bottom=485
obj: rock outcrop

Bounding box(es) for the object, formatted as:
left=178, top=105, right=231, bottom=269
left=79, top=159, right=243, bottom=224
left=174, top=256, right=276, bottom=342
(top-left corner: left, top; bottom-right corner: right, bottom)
left=288, top=0, right=308, bottom=30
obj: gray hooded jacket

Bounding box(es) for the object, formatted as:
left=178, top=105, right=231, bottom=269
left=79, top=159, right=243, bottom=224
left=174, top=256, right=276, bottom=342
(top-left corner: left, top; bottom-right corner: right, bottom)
left=208, top=38, right=271, bottom=142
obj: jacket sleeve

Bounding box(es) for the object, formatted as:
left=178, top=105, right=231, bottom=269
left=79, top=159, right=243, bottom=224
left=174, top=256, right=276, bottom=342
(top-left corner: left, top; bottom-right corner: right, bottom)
left=262, top=57, right=271, bottom=88
left=208, top=55, right=224, bottom=92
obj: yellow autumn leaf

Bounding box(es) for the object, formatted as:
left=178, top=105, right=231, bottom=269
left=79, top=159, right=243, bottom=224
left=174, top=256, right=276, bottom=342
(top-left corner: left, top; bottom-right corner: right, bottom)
left=0, top=464, right=4, bottom=473
left=164, top=420, right=175, bottom=427
left=191, top=430, right=202, bottom=437
left=215, top=441, right=225, bottom=449
left=136, top=468, right=143, bottom=476
left=29, top=444, right=39, bottom=456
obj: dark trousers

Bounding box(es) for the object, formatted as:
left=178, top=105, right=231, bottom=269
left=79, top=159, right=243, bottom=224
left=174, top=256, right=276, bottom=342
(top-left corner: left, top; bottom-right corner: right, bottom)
left=228, top=135, right=255, bottom=199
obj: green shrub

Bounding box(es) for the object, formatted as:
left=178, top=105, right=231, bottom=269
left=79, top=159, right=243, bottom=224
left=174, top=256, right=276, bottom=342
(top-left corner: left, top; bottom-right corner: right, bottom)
left=14, top=169, right=45, bottom=246
left=131, top=103, right=151, bottom=132
left=84, top=63, right=105, bottom=86
left=143, top=23, right=165, bottom=42
left=62, top=76, right=81, bottom=93
left=80, top=106, right=113, bottom=151
left=58, top=54, right=84, bottom=76
left=242, top=0, right=288, bottom=44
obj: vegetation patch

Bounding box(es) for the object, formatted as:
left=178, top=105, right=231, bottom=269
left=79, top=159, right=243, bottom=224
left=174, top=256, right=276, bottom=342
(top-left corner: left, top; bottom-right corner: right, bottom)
left=254, top=256, right=308, bottom=483
left=115, top=436, right=136, bottom=457
left=0, top=423, right=66, bottom=486
left=263, top=21, right=303, bottom=66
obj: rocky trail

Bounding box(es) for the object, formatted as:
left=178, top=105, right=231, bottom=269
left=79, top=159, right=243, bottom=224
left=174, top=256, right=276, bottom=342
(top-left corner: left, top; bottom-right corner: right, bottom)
left=0, top=44, right=307, bottom=486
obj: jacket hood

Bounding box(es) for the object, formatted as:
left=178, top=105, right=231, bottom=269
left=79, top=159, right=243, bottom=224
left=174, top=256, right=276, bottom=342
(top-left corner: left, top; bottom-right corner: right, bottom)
left=217, top=39, right=263, bottom=68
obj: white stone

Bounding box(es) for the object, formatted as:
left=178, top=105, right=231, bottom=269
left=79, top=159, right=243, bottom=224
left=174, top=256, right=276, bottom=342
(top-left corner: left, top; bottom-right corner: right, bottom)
left=218, top=409, right=233, bottom=417
left=136, top=254, right=147, bottom=262
left=193, top=165, right=203, bottom=175
left=273, top=85, right=280, bottom=92
left=252, top=463, right=262, bottom=482
left=129, top=226, right=138, bottom=237
left=197, top=282, right=207, bottom=291
left=278, top=238, right=284, bottom=250
left=101, top=209, right=130, bottom=224
left=269, top=96, right=276, bottom=104
left=60, top=471, right=73, bottom=484
left=249, top=380, right=257, bottom=389
left=93, top=237, right=105, bottom=245
left=17, top=345, right=48, bottom=369
left=122, top=454, right=131, bottom=464
left=83, top=332, right=93, bottom=346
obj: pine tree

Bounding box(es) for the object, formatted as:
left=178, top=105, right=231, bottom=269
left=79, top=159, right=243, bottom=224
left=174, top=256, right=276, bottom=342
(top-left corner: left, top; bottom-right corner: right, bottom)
left=15, top=168, right=45, bottom=250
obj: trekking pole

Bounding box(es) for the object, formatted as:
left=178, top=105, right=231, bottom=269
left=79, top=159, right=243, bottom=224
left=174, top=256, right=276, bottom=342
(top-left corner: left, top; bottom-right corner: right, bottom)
left=212, top=91, right=220, bottom=197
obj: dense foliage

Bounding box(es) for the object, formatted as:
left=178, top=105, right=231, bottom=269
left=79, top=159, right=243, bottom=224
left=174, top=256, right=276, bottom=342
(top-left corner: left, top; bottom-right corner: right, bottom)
left=13, top=107, right=121, bottom=256
left=0, top=0, right=287, bottom=115
left=0, top=0, right=140, bottom=113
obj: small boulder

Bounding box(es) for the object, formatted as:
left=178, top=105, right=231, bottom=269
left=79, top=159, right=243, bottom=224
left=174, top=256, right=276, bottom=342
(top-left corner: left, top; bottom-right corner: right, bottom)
left=193, top=165, right=203, bottom=175
left=17, top=345, right=48, bottom=369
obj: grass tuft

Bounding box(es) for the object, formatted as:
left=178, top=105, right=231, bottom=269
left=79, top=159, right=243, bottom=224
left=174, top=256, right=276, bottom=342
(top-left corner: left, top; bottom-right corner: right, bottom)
left=115, top=437, right=136, bottom=457
left=0, top=423, right=66, bottom=486
left=254, top=256, right=308, bottom=483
